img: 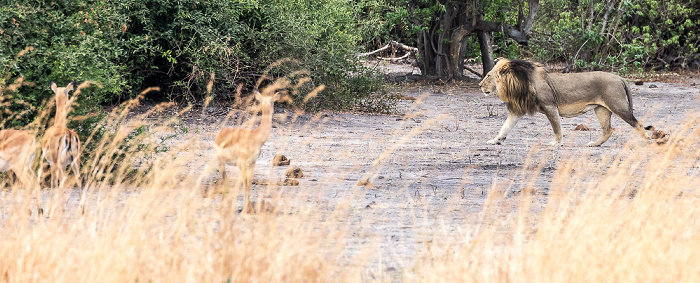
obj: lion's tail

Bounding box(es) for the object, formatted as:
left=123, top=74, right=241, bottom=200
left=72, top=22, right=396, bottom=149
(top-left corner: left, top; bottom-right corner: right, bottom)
left=623, top=78, right=654, bottom=131
left=621, top=78, right=634, bottom=115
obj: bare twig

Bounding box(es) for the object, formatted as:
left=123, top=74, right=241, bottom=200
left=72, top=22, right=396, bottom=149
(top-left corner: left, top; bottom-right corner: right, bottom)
left=463, top=64, right=483, bottom=78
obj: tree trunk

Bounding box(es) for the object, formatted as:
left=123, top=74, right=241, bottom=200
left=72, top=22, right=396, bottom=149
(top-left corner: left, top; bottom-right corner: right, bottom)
left=416, top=30, right=431, bottom=76
left=477, top=31, right=495, bottom=75
left=449, top=26, right=472, bottom=79
left=459, top=36, right=470, bottom=77
left=417, top=0, right=539, bottom=80
left=435, top=27, right=445, bottom=78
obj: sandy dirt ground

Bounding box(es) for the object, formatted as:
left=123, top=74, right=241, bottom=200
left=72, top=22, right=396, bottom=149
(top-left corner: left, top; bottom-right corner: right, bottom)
left=26, top=62, right=700, bottom=274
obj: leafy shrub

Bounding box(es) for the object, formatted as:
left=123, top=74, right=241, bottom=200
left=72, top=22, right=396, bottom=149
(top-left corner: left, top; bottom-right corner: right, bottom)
left=0, top=1, right=128, bottom=130
left=353, top=0, right=412, bottom=51
left=0, top=0, right=388, bottom=133
left=528, top=0, right=700, bottom=72
left=251, top=0, right=387, bottom=111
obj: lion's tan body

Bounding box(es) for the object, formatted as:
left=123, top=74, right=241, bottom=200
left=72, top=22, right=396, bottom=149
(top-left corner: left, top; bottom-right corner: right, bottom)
left=548, top=72, right=633, bottom=117
left=479, top=59, right=649, bottom=146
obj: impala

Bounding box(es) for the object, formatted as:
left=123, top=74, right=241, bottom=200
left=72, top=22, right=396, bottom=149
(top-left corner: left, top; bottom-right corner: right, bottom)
left=1, top=129, right=42, bottom=212
left=213, top=87, right=287, bottom=212
left=39, top=82, right=82, bottom=212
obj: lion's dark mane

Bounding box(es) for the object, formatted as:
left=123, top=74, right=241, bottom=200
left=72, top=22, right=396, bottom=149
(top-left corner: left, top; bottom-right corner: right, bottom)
left=496, top=59, right=540, bottom=116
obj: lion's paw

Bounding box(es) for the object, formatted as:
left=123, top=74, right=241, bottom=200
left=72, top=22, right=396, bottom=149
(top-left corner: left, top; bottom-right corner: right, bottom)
left=549, top=140, right=563, bottom=146
left=586, top=141, right=601, bottom=147
left=487, top=139, right=502, bottom=145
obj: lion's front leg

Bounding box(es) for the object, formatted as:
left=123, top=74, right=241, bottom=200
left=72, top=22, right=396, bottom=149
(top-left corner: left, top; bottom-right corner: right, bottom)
left=488, top=113, right=522, bottom=145
left=542, top=106, right=563, bottom=146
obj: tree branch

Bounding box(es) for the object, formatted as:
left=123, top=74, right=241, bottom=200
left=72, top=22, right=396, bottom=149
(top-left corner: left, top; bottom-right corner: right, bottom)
left=473, top=20, right=529, bottom=45
left=463, top=63, right=483, bottom=77
left=449, top=26, right=474, bottom=79
left=522, top=0, right=539, bottom=33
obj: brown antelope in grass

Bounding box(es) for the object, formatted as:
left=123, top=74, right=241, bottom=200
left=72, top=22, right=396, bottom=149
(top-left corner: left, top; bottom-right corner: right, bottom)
left=39, top=82, right=82, bottom=212
left=0, top=129, right=42, bottom=212
left=213, top=87, right=288, bottom=212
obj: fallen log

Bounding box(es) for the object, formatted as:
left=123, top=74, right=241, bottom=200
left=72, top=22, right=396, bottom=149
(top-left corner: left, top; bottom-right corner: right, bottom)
left=357, top=41, right=418, bottom=58
left=377, top=53, right=411, bottom=61
left=387, top=40, right=418, bottom=53
left=356, top=44, right=391, bottom=58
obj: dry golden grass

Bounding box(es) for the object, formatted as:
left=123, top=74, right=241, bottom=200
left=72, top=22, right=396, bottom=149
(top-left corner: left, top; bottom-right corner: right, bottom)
left=1, top=71, right=699, bottom=281
left=1, top=73, right=361, bottom=282
left=0, top=189, right=348, bottom=282
left=409, top=117, right=700, bottom=282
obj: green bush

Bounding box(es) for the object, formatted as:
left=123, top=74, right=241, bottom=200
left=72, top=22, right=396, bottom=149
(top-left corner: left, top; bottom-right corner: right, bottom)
left=528, top=0, right=699, bottom=72
left=1, top=0, right=388, bottom=133
left=1, top=1, right=128, bottom=131
left=353, top=0, right=412, bottom=51
left=252, top=0, right=387, bottom=111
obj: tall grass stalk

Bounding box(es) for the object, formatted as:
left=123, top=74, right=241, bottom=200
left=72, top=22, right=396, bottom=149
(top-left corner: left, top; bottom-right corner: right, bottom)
left=1, top=74, right=699, bottom=281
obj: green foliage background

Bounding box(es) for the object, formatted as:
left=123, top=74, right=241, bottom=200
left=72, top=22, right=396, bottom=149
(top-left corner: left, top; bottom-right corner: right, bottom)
left=0, top=0, right=387, bottom=131
left=532, top=0, right=699, bottom=72
left=354, top=0, right=699, bottom=73
left=2, top=0, right=699, bottom=132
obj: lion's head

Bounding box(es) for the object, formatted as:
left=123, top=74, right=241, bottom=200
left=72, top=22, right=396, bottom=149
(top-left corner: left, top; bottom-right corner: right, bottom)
left=479, top=59, right=539, bottom=116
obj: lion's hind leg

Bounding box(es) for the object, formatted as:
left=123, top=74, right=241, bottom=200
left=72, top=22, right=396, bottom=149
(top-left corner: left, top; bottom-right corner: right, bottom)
left=627, top=121, right=650, bottom=143
left=588, top=106, right=615, bottom=147
left=621, top=116, right=650, bottom=143
left=608, top=100, right=650, bottom=143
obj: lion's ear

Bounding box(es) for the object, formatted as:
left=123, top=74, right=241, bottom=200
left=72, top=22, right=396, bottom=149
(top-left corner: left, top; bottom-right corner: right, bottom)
left=493, top=58, right=510, bottom=72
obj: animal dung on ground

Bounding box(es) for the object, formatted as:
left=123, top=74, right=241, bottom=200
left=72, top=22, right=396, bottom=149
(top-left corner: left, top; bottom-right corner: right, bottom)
left=272, top=154, right=290, bottom=166
left=655, top=136, right=670, bottom=145
left=574, top=124, right=590, bottom=131
left=651, top=130, right=667, bottom=139
left=285, top=166, right=304, bottom=178
left=634, top=80, right=644, bottom=85
left=283, top=178, right=299, bottom=186
left=252, top=178, right=299, bottom=186
left=251, top=179, right=271, bottom=185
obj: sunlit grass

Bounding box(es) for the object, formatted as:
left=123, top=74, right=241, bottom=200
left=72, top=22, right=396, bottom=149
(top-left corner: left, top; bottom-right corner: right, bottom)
left=1, top=68, right=699, bottom=281
left=408, top=116, right=700, bottom=282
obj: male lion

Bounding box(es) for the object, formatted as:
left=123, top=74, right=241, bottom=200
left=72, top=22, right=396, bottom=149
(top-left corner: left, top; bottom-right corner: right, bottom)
left=479, top=59, right=649, bottom=146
